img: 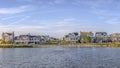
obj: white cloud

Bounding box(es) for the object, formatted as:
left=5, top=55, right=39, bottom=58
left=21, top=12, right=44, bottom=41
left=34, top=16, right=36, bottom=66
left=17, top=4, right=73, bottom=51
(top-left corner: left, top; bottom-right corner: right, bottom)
left=19, top=25, right=45, bottom=29
left=73, top=0, right=120, bottom=18
left=0, top=14, right=26, bottom=20
left=0, top=25, right=46, bottom=33
left=63, top=18, right=75, bottom=21
left=73, top=0, right=114, bottom=7
left=16, top=0, right=40, bottom=3
left=0, top=5, right=31, bottom=14
left=7, top=16, right=30, bottom=25
left=105, top=19, right=120, bottom=25
left=0, top=25, right=47, bottom=37
left=34, top=18, right=98, bottom=31
left=0, top=18, right=106, bottom=38
left=54, top=18, right=76, bottom=26
left=17, top=0, right=65, bottom=5
left=53, top=0, right=64, bottom=4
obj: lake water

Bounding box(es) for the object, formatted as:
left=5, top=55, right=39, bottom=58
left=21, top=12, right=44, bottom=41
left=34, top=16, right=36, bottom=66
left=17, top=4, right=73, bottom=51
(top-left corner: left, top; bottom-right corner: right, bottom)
left=0, top=47, right=120, bottom=68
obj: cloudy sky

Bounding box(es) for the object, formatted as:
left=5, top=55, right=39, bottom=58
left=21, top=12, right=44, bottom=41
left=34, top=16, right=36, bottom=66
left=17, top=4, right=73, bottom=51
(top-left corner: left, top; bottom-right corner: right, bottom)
left=0, top=0, right=120, bottom=38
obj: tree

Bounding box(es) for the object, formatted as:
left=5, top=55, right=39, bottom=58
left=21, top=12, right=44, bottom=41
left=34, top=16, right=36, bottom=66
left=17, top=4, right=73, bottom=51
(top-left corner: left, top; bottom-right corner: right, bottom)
left=1, top=35, right=6, bottom=44
left=83, top=36, right=91, bottom=43
left=61, top=37, right=67, bottom=44
left=8, top=39, right=13, bottom=44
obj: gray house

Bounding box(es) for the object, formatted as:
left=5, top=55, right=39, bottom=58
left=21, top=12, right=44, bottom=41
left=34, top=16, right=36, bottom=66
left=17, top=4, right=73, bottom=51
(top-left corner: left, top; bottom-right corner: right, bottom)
left=15, top=34, right=41, bottom=44
left=64, top=32, right=79, bottom=44
left=95, top=32, right=108, bottom=43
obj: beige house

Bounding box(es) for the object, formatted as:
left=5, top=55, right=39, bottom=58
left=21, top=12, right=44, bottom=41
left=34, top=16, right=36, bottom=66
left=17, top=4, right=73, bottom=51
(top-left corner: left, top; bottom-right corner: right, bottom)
left=2, top=32, right=14, bottom=44
left=110, top=33, right=120, bottom=43
left=80, top=31, right=94, bottom=43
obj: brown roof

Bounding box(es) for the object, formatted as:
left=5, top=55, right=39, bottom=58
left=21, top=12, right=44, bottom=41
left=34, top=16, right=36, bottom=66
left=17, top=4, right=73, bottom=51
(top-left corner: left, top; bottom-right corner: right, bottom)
left=80, top=32, right=92, bottom=35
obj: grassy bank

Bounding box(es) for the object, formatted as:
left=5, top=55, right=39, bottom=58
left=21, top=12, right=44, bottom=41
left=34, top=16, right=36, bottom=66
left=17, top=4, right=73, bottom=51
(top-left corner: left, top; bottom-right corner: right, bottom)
left=59, top=43, right=120, bottom=48
left=0, top=44, right=33, bottom=48
left=0, top=43, right=120, bottom=48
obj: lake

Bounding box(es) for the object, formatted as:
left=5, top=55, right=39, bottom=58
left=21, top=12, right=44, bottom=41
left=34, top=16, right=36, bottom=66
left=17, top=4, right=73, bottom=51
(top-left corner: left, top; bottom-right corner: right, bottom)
left=0, top=47, right=120, bottom=68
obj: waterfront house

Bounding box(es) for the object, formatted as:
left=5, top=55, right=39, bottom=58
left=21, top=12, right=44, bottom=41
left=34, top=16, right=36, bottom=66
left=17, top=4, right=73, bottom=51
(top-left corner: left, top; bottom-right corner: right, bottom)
left=64, top=32, right=79, bottom=44
left=80, top=32, right=94, bottom=43
left=50, top=37, right=59, bottom=42
left=109, top=33, right=120, bottom=43
left=40, top=35, right=51, bottom=43
left=15, top=34, right=41, bottom=44
left=95, top=32, right=108, bottom=43
left=15, top=34, right=52, bottom=44
left=2, top=32, right=14, bottom=44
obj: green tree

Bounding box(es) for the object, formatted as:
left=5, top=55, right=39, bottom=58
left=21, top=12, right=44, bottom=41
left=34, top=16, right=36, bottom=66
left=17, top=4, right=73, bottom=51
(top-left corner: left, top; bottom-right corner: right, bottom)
left=1, top=36, right=6, bottom=44
left=83, top=36, right=91, bottom=43
left=8, top=39, right=13, bottom=44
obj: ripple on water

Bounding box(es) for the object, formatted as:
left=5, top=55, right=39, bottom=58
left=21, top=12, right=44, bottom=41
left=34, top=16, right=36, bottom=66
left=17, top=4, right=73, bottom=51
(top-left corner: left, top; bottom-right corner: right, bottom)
left=0, top=48, right=120, bottom=68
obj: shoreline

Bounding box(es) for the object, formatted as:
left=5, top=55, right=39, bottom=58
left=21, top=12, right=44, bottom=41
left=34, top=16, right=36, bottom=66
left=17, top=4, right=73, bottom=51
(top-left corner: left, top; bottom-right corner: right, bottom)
left=0, top=43, right=120, bottom=48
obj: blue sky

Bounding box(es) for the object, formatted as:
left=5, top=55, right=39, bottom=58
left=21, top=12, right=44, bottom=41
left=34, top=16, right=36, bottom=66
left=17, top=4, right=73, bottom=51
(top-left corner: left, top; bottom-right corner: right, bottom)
left=0, top=0, right=120, bottom=38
